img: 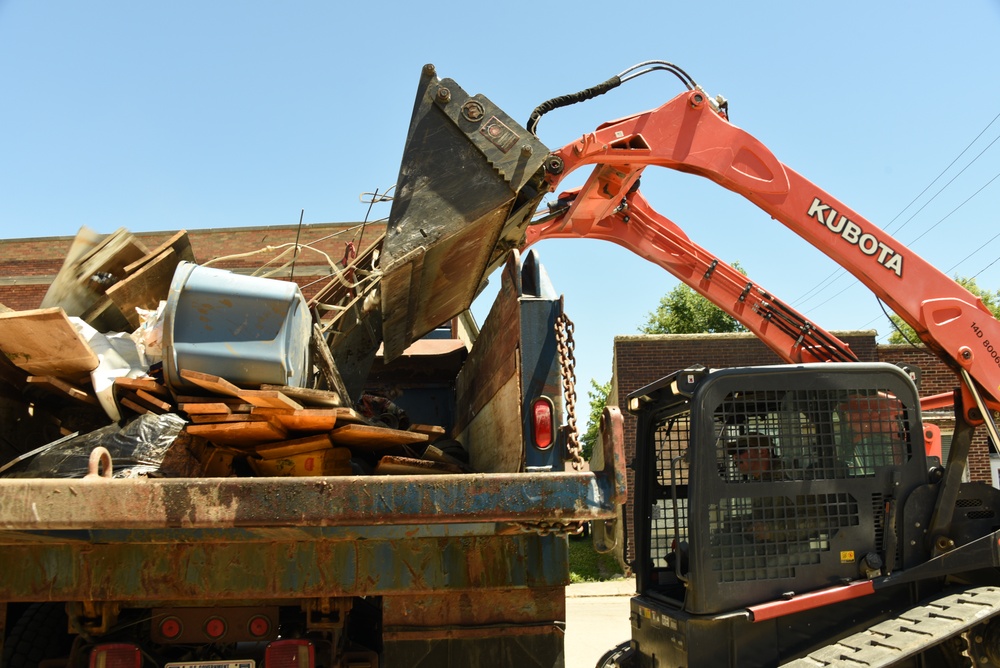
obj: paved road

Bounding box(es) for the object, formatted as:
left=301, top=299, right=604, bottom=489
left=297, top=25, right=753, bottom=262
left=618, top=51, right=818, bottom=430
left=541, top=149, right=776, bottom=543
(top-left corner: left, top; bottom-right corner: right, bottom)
left=565, top=578, right=635, bottom=668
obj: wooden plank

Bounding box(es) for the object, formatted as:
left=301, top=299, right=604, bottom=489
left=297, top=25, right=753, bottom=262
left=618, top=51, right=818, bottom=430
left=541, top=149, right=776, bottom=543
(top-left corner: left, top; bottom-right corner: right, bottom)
left=0, top=309, right=99, bottom=383
left=188, top=413, right=273, bottom=424
left=122, top=230, right=194, bottom=275
left=255, top=433, right=336, bottom=460
left=329, top=424, right=428, bottom=450
left=26, top=375, right=101, bottom=406
left=259, top=384, right=345, bottom=408
left=423, top=444, right=471, bottom=472
left=175, top=395, right=250, bottom=408
left=178, top=370, right=304, bottom=410
left=40, top=228, right=147, bottom=318
left=250, top=407, right=340, bottom=432
left=374, top=456, right=463, bottom=475
left=236, top=389, right=304, bottom=410
left=409, top=424, right=446, bottom=442
left=179, top=402, right=233, bottom=416
left=106, top=248, right=181, bottom=329
left=39, top=226, right=106, bottom=313
left=134, top=389, right=173, bottom=413
left=113, top=376, right=170, bottom=399
left=185, top=419, right=288, bottom=446
left=310, top=322, right=350, bottom=404
left=178, top=369, right=243, bottom=397
left=120, top=395, right=150, bottom=415
left=78, top=295, right=130, bottom=332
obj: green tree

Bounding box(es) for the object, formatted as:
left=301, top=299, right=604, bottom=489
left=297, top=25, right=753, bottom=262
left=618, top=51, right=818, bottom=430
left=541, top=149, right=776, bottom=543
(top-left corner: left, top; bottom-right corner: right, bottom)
left=640, top=263, right=748, bottom=334
left=580, top=378, right=612, bottom=461
left=887, top=276, right=1000, bottom=344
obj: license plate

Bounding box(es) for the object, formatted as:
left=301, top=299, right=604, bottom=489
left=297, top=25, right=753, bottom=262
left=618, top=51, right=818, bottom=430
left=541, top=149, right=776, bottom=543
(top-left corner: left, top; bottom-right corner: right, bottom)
left=165, top=662, right=255, bottom=668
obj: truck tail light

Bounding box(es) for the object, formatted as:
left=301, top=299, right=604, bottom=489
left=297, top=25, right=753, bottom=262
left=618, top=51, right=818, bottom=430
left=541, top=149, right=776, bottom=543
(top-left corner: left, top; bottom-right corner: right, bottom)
left=89, top=642, right=142, bottom=668
left=532, top=396, right=555, bottom=450
left=265, top=639, right=315, bottom=667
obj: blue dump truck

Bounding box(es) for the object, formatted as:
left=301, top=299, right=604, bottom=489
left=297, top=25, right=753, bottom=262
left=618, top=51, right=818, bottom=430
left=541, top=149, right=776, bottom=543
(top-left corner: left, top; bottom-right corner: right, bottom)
left=0, top=65, right=625, bottom=667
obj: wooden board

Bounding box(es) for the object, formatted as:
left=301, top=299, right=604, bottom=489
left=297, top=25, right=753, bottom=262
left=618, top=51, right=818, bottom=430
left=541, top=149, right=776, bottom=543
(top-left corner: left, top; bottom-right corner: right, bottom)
left=40, top=227, right=147, bottom=319
left=122, top=230, right=194, bottom=275
left=189, top=413, right=274, bottom=424
left=259, top=384, right=344, bottom=408
left=178, top=369, right=243, bottom=397
left=255, top=433, right=336, bottom=459
left=26, top=375, right=100, bottom=406
left=113, top=376, right=170, bottom=399
left=179, top=402, right=234, bottom=416
left=185, top=419, right=288, bottom=446
left=409, top=424, right=446, bottom=442
left=329, top=424, right=428, bottom=450
left=250, top=407, right=340, bottom=432
left=0, top=308, right=99, bottom=382
left=106, top=248, right=181, bottom=329
left=236, top=389, right=303, bottom=410
left=374, top=455, right=463, bottom=475
left=134, top=389, right=173, bottom=412
left=178, top=370, right=303, bottom=409
left=120, top=395, right=149, bottom=415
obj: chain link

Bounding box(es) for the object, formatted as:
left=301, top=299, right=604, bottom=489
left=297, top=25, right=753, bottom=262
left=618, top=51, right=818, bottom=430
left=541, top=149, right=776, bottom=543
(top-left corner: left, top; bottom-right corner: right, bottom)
left=513, top=520, right=586, bottom=536
left=555, top=310, right=584, bottom=470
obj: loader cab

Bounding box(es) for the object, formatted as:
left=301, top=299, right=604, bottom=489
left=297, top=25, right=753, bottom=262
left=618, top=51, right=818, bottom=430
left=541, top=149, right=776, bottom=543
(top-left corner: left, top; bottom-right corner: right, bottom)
left=625, top=362, right=930, bottom=666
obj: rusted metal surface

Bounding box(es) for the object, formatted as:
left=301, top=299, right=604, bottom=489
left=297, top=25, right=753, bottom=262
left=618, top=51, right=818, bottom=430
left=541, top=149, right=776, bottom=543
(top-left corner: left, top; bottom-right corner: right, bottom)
left=0, top=532, right=568, bottom=602
left=382, top=587, right=565, bottom=628
left=0, top=470, right=616, bottom=531
left=379, top=64, right=550, bottom=361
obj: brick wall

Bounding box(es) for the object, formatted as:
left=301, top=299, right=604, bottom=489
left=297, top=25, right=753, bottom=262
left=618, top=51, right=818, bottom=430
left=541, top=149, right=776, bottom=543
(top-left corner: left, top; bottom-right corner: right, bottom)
left=612, top=332, right=994, bottom=568
left=0, top=222, right=385, bottom=311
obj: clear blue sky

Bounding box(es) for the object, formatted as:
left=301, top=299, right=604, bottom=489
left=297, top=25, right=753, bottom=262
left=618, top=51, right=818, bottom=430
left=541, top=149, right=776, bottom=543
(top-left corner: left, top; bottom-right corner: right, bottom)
left=3, top=1, right=1000, bottom=416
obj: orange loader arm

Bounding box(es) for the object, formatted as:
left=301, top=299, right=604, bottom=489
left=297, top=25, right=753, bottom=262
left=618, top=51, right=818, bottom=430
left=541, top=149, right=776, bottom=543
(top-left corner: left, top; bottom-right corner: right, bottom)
left=525, top=86, right=1000, bottom=426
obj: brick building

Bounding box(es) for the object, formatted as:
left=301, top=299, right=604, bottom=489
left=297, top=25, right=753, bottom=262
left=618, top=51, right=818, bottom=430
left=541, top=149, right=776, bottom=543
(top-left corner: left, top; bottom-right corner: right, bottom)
left=610, top=332, right=998, bottom=568
left=0, top=222, right=385, bottom=311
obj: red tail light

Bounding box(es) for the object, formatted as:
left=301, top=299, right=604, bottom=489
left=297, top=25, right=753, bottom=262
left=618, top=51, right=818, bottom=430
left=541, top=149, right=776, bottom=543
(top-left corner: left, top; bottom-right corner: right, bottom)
left=532, top=397, right=555, bottom=450
left=89, top=643, right=142, bottom=668
left=265, top=639, right=315, bottom=667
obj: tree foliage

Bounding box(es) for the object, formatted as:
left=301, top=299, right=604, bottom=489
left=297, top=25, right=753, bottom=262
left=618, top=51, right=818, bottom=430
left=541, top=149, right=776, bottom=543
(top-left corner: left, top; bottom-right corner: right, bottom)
left=640, top=263, right=749, bottom=334
left=887, top=276, right=1000, bottom=344
left=580, top=378, right=612, bottom=461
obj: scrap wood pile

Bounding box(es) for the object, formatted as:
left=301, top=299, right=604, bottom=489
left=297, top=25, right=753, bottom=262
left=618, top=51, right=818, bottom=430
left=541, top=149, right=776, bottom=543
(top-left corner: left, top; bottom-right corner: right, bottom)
left=0, top=226, right=468, bottom=480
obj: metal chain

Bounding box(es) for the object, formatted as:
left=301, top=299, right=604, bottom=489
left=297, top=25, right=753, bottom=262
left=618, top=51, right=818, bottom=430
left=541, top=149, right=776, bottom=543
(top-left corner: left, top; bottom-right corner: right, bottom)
left=514, top=520, right=586, bottom=537
left=555, top=310, right=584, bottom=469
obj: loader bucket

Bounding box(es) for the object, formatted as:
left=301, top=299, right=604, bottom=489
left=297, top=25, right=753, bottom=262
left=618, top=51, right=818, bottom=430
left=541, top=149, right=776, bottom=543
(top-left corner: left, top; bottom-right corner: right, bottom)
left=379, top=64, right=551, bottom=361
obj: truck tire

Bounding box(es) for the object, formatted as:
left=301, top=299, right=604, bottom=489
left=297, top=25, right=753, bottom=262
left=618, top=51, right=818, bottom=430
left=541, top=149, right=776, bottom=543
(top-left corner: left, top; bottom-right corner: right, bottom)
left=2, top=602, right=72, bottom=667
left=596, top=640, right=634, bottom=668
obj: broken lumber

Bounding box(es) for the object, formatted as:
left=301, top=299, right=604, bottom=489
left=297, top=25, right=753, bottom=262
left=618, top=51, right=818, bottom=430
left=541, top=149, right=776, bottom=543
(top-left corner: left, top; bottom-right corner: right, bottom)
left=374, top=456, right=463, bottom=475
left=0, top=308, right=99, bottom=383
left=185, top=418, right=289, bottom=446
left=329, top=424, right=429, bottom=450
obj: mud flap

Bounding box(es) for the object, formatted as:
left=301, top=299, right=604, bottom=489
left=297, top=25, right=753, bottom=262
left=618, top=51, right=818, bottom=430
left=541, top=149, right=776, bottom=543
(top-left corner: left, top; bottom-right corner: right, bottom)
left=380, top=64, right=550, bottom=361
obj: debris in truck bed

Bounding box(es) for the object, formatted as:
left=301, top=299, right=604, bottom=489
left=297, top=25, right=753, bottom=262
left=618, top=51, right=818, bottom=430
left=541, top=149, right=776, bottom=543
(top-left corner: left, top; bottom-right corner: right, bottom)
left=374, top=455, right=464, bottom=475
left=1, top=413, right=188, bottom=478
left=0, top=225, right=464, bottom=480
left=329, top=423, right=429, bottom=449
left=185, top=418, right=290, bottom=445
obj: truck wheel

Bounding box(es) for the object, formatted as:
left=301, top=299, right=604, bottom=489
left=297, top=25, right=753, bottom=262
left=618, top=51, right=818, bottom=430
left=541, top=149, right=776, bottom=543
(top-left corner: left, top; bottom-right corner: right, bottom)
left=596, top=640, right=634, bottom=668
left=2, top=602, right=72, bottom=667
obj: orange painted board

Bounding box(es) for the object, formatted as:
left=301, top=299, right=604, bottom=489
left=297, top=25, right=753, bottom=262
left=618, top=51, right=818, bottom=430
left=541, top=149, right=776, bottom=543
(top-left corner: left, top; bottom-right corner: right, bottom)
left=185, top=419, right=288, bottom=446
left=329, top=424, right=429, bottom=450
